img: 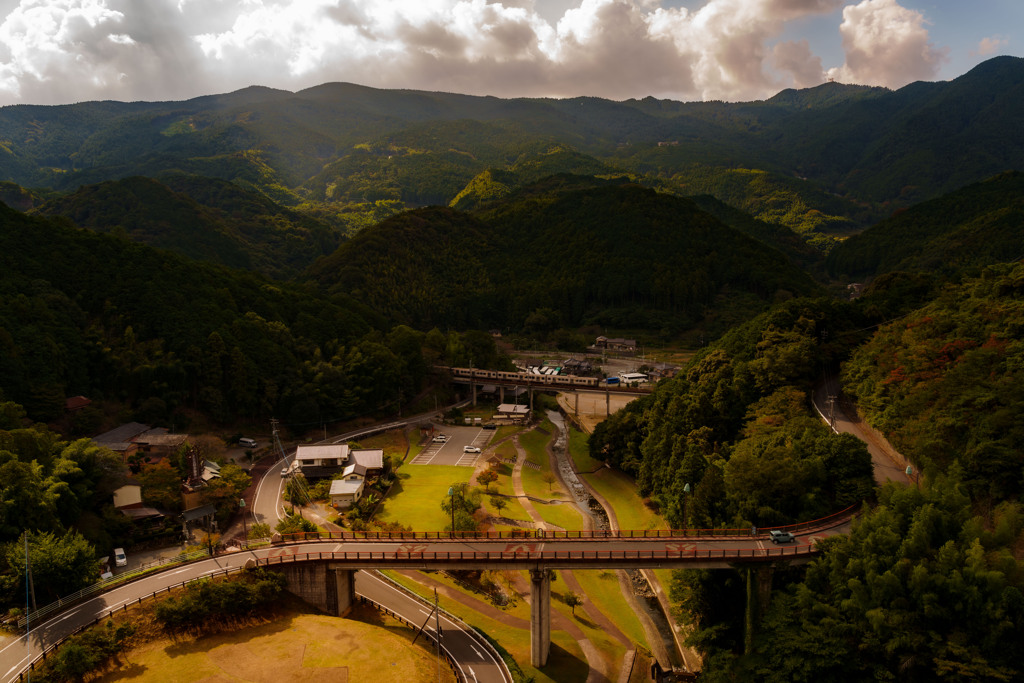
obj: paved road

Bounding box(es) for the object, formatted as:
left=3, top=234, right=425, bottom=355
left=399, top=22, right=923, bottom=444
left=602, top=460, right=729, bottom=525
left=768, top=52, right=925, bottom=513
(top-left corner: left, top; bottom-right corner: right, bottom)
left=813, top=378, right=911, bottom=485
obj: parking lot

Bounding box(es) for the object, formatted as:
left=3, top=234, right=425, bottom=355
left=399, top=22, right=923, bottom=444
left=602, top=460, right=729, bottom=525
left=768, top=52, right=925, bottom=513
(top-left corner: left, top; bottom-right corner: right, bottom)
left=410, top=424, right=494, bottom=466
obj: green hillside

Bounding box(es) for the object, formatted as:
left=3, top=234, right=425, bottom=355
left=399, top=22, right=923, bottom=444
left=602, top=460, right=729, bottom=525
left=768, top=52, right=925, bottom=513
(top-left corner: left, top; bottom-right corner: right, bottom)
left=310, top=178, right=821, bottom=335
left=827, top=171, right=1024, bottom=279
left=0, top=201, right=393, bottom=425
left=33, top=174, right=342, bottom=277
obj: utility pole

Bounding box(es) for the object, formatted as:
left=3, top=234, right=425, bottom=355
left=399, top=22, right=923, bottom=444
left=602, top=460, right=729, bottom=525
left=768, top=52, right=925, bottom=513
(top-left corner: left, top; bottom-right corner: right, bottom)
left=827, top=395, right=837, bottom=430
left=435, top=589, right=442, bottom=683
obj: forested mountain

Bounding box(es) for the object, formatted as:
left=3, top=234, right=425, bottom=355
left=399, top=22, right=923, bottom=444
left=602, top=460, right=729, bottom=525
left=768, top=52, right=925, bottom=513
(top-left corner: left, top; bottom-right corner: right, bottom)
left=1, top=56, right=1022, bottom=243
left=308, top=177, right=821, bottom=335
left=32, top=174, right=341, bottom=278
left=827, top=171, right=1024, bottom=279
left=0, top=200, right=509, bottom=433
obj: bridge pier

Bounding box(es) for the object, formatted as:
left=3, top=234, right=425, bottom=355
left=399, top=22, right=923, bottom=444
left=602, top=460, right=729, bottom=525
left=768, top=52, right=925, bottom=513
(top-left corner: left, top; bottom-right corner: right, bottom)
left=744, top=565, right=774, bottom=654
left=277, top=563, right=356, bottom=617
left=530, top=569, right=551, bottom=667
left=472, top=381, right=477, bottom=406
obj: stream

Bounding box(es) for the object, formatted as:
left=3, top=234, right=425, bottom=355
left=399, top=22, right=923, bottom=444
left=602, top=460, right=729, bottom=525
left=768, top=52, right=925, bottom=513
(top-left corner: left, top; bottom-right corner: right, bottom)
left=546, top=409, right=683, bottom=670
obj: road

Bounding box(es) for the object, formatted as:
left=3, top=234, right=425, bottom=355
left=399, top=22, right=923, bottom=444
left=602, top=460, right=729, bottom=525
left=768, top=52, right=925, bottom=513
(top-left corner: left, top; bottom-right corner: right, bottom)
left=813, top=378, right=912, bottom=485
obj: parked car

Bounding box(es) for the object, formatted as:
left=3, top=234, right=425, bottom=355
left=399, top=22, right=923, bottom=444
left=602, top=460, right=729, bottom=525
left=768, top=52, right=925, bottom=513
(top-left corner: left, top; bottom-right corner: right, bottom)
left=239, top=437, right=258, bottom=448
left=769, top=530, right=796, bottom=544
left=432, top=435, right=448, bottom=443
left=114, top=547, right=127, bottom=567
left=482, top=423, right=497, bottom=430
left=463, top=446, right=481, bottom=453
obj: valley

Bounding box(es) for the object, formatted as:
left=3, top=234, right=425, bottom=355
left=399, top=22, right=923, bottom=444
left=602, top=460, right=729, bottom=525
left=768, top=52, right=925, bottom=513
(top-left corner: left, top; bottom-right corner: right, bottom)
left=1, top=56, right=1024, bottom=682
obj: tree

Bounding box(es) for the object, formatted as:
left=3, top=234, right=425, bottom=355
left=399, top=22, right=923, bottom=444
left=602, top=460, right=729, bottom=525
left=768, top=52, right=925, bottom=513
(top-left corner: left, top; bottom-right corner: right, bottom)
left=563, top=591, right=583, bottom=615
left=477, top=469, right=498, bottom=492
left=136, top=459, right=183, bottom=512
left=542, top=471, right=557, bottom=493
left=4, top=530, right=97, bottom=604
left=275, top=513, right=317, bottom=536
left=490, top=495, right=508, bottom=517
left=201, top=462, right=252, bottom=527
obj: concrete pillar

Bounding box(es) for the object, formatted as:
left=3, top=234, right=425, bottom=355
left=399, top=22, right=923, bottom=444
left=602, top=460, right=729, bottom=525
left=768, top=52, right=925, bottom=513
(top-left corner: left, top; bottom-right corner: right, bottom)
left=332, top=567, right=356, bottom=617
left=472, top=381, right=477, bottom=407
left=529, top=388, right=534, bottom=413
left=530, top=569, right=551, bottom=667
left=500, top=386, right=505, bottom=403
left=606, top=388, right=610, bottom=416
left=744, top=567, right=755, bottom=655
left=574, top=392, right=579, bottom=416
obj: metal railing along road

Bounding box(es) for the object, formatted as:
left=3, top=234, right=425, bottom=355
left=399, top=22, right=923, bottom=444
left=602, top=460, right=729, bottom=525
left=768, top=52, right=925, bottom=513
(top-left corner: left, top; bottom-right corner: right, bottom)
left=17, top=549, right=211, bottom=629
left=274, top=504, right=858, bottom=544
left=254, top=543, right=821, bottom=570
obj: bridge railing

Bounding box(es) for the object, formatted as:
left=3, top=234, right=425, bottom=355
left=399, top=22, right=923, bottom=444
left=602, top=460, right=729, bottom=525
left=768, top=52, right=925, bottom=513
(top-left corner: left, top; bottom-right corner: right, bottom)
left=257, top=544, right=820, bottom=567
left=16, top=549, right=212, bottom=629
left=276, top=504, right=858, bottom=544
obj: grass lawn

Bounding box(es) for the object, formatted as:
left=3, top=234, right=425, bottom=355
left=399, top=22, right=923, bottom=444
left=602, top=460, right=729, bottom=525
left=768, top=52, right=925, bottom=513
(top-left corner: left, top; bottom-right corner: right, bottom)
left=568, top=426, right=667, bottom=532
left=95, top=605, right=454, bottom=682
left=518, top=422, right=584, bottom=531
left=375, top=464, right=474, bottom=532
left=573, top=569, right=649, bottom=649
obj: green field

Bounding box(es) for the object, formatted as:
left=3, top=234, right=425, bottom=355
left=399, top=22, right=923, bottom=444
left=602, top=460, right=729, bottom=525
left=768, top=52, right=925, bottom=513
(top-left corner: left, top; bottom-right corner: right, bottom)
left=375, top=463, right=474, bottom=532
left=568, top=426, right=667, bottom=532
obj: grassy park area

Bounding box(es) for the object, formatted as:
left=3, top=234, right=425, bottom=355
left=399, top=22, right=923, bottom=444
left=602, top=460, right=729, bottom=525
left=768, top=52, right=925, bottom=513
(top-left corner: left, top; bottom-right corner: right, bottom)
left=89, top=602, right=453, bottom=682
left=374, top=463, right=473, bottom=532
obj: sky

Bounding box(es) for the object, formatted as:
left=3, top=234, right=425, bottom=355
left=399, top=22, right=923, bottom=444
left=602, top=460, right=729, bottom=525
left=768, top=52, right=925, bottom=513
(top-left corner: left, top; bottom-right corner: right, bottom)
left=0, top=0, right=1019, bottom=107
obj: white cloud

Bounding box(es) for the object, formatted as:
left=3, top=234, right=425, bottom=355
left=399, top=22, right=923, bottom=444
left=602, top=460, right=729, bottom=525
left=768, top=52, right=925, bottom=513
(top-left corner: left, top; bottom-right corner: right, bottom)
left=772, top=40, right=825, bottom=89
left=826, top=0, right=948, bottom=88
left=973, top=35, right=1007, bottom=57
left=0, top=0, right=954, bottom=106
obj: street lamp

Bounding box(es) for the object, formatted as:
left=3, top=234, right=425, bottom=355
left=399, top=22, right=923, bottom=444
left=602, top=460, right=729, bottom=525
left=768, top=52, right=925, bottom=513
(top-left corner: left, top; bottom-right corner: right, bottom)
left=681, top=482, right=690, bottom=530
left=239, top=498, right=247, bottom=547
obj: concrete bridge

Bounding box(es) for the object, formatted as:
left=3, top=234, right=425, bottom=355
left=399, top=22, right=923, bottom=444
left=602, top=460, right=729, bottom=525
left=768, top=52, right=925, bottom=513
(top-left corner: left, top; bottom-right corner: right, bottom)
left=261, top=510, right=851, bottom=667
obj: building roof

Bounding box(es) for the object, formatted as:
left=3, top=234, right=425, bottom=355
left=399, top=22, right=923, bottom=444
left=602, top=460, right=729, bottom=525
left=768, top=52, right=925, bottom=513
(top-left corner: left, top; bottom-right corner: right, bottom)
left=330, top=478, right=364, bottom=496
left=343, top=463, right=367, bottom=478
left=351, top=449, right=384, bottom=470
left=296, top=444, right=349, bottom=462
left=181, top=504, right=217, bottom=522
left=93, top=422, right=151, bottom=448
left=497, top=404, right=530, bottom=415
left=65, top=396, right=92, bottom=411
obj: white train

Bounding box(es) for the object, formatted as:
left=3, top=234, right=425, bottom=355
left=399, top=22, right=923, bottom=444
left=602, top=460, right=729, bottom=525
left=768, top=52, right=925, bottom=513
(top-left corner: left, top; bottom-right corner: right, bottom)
left=449, top=367, right=599, bottom=388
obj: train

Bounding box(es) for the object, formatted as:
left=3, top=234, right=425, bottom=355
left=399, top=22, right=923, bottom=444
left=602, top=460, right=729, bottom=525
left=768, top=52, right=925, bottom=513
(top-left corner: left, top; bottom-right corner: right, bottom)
left=449, top=366, right=599, bottom=388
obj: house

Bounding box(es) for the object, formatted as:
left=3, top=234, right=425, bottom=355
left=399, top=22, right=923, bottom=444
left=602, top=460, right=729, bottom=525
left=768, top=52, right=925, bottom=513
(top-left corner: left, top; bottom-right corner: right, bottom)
left=594, top=336, right=637, bottom=354
left=295, top=444, right=349, bottom=478
left=295, top=445, right=385, bottom=479
left=112, top=481, right=164, bottom=524
left=495, top=404, right=530, bottom=423
left=65, top=396, right=92, bottom=412
left=330, top=471, right=365, bottom=509
left=92, top=423, right=189, bottom=464
left=350, top=448, right=385, bottom=476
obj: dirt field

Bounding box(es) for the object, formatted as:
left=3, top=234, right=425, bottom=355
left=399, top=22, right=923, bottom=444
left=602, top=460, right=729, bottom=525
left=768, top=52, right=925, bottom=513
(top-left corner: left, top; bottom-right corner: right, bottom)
left=96, top=605, right=456, bottom=683
left=556, top=391, right=640, bottom=433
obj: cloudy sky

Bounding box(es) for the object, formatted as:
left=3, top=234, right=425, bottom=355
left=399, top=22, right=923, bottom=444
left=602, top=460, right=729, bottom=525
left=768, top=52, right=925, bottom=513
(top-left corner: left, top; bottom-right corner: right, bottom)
left=0, top=0, right=1019, bottom=107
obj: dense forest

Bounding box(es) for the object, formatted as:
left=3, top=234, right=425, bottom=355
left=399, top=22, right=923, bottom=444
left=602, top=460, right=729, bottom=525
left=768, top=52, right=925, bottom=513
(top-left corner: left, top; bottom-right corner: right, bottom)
left=588, top=263, right=1024, bottom=679
left=310, top=177, right=820, bottom=335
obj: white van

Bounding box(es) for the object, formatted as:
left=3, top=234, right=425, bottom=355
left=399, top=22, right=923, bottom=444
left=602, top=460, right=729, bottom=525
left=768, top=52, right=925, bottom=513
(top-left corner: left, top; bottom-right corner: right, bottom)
left=114, top=547, right=127, bottom=567
left=239, top=437, right=258, bottom=448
